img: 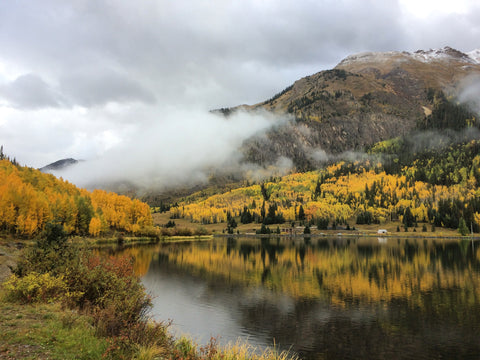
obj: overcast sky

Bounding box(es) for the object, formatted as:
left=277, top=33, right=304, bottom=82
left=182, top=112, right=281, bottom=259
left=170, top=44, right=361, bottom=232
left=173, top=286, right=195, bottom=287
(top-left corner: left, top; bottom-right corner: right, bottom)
left=0, top=0, right=479, bottom=181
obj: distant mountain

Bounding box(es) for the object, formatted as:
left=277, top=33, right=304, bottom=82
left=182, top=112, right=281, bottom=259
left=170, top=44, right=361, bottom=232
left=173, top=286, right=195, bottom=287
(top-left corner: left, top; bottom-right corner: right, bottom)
left=229, top=46, right=480, bottom=170
left=39, top=158, right=80, bottom=172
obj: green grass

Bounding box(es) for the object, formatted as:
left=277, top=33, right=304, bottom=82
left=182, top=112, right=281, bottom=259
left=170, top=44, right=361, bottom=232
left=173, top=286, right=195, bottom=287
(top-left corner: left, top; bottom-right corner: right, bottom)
left=0, top=296, right=107, bottom=359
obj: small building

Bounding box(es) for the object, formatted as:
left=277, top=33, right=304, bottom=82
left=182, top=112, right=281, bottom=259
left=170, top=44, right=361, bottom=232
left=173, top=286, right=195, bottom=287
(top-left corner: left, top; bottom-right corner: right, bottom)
left=377, top=229, right=388, bottom=234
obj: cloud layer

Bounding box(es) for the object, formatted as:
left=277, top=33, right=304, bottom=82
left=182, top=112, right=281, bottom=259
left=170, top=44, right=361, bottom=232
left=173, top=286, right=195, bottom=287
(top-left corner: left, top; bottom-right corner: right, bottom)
left=52, top=109, right=288, bottom=190
left=0, top=0, right=479, bottom=187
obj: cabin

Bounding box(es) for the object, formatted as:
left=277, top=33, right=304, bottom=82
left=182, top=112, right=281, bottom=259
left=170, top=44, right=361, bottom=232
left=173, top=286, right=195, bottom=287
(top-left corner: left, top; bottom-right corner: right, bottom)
left=377, top=229, right=388, bottom=234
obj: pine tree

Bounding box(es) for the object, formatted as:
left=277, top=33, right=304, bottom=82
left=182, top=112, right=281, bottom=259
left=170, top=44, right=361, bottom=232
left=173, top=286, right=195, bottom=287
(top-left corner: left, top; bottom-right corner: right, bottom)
left=298, top=205, right=305, bottom=221
left=458, top=217, right=469, bottom=236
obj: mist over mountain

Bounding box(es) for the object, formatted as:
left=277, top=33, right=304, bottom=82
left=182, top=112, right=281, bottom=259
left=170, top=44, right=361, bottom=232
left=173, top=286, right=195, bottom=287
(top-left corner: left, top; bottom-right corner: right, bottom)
left=44, top=108, right=288, bottom=192
left=45, top=47, right=480, bottom=197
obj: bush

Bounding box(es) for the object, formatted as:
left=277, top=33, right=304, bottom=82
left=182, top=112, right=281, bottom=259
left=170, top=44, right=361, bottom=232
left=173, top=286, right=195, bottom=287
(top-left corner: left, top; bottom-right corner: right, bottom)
left=193, top=226, right=210, bottom=236
left=4, top=225, right=183, bottom=360
left=65, top=254, right=152, bottom=337
left=11, top=222, right=78, bottom=277
left=4, top=272, right=67, bottom=303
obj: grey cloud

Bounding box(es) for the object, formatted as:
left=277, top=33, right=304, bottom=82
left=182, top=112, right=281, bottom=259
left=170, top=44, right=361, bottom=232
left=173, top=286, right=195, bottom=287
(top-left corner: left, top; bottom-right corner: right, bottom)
left=1, top=0, right=480, bottom=176
left=0, top=71, right=155, bottom=109
left=0, top=74, right=63, bottom=109
left=1, top=0, right=479, bottom=111
left=0, top=0, right=410, bottom=109
left=400, top=5, right=480, bottom=52
left=60, top=70, right=156, bottom=107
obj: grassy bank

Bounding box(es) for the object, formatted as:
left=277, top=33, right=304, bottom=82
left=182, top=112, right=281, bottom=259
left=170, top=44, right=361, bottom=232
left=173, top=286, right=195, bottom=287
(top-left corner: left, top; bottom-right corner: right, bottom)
left=153, top=210, right=473, bottom=238
left=0, top=299, right=107, bottom=359
left=0, top=232, right=295, bottom=360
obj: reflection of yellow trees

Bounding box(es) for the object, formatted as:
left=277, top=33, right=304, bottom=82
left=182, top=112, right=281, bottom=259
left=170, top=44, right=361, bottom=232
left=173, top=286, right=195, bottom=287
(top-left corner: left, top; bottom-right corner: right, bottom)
left=95, top=245, right=157, bottom=277
left=0, top=160, right=153, bottom=237
left=155, top=239, right=480, bottom=307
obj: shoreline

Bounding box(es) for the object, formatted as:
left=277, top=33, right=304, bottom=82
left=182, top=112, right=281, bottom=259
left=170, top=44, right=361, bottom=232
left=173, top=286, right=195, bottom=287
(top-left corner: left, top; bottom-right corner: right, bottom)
left=213, top=232, right=479, bottom=241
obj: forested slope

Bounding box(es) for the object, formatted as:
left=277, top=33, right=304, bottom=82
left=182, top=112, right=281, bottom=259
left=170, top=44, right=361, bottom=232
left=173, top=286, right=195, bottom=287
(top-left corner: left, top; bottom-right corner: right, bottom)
left=171, top=139, right=480, bottom=233
left=0, top=158, right=153, bottom=237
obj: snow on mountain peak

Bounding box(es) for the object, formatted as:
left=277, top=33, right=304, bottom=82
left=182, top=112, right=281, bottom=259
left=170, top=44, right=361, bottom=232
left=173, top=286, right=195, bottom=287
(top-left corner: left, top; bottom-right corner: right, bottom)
left=412, top=47, right=474, bottom=63
left=338, top=47, right=480, bottom=67
left=467, top=49, right=480, bottom=64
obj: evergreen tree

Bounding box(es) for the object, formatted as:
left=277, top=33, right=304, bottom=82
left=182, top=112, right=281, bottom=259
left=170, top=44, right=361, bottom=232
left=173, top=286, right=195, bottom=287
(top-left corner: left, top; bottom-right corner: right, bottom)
left=240, top=206, right=253, bottom=224
left=403, top=207, right=415, bottom=228
left=458, top=217, right=469, bottom=236
left=298, top=205, right=305, bottom=221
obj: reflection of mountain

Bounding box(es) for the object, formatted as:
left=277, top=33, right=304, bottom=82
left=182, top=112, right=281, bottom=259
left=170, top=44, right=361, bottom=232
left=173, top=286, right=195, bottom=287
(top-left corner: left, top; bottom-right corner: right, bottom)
left=139, top=238, right=480, bottom=360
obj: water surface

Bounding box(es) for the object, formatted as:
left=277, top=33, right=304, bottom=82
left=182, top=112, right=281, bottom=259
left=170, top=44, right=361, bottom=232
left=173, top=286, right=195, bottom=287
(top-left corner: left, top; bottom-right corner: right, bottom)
left=109, top=237, right=480, bottom=359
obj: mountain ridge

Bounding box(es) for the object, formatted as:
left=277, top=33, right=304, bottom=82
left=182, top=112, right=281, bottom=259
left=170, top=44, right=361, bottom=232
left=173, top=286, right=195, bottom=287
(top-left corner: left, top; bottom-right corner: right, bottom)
left=231, top=46, right=480, bottom=170
left=39, top=158, right=80, bottom=173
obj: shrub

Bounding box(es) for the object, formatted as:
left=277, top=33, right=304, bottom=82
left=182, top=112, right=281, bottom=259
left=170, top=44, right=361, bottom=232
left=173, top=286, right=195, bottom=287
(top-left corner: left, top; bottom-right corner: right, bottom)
left=134, top=225, right=161, bottom=238
left=4, top=272, right=67, bottom=303
left=193, top=226, right=210, bottom=236
left=11, top=222, right=78, bottom=277
left=65, top=254, right=152, bottom=338
left=174, top=227, right=193, bottom=237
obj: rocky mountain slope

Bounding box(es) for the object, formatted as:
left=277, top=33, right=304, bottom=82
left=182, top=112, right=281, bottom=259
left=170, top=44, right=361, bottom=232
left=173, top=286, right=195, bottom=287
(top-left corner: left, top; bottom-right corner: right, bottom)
left=235, top=47, right=480, bottom=170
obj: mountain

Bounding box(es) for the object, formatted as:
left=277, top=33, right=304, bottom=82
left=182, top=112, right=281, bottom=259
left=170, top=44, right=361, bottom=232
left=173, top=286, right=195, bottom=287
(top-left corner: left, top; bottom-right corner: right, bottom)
left=39, top=158, right=80, bottom=172
left=233, top=47, right=480, bottom=170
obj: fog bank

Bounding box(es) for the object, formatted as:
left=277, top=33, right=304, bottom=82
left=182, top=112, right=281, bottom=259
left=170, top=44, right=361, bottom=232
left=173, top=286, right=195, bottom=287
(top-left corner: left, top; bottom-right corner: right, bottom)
left=52, top=109, right=290, bottom=190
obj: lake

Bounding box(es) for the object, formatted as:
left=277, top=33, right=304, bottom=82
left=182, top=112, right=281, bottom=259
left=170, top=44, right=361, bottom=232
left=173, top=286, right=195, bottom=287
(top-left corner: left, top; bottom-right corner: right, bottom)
left=106, top=236, right=480, bottom=360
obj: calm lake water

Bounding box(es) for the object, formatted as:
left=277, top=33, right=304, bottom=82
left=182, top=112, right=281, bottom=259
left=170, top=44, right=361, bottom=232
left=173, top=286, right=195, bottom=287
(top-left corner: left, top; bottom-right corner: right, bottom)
left=107, top=236, right=480, bottom=360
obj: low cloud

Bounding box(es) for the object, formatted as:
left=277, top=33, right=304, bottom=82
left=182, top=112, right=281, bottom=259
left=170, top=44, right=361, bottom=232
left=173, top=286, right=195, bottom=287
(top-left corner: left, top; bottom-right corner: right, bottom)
left=458, top=74, right=480, bottom=114
left=51, top=109, right=288, bottom=190
left=240, top=156, right=294, bottom=183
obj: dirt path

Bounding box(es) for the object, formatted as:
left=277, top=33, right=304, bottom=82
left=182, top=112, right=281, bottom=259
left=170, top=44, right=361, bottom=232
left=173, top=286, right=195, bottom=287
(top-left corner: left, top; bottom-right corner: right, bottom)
left=0, top=241, right=21, bottom=283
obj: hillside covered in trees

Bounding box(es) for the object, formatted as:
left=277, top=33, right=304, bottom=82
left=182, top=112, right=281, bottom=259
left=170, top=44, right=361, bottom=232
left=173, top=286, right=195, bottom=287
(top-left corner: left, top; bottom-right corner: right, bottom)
left=169, top=138, right=480, bottom=234
left=0, top=153, right=153, bottom=238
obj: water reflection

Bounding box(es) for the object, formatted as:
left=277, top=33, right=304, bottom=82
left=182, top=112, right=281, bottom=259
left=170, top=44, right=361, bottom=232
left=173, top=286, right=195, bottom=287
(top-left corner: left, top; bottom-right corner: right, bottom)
left=108, top=237, right=480, bottom=359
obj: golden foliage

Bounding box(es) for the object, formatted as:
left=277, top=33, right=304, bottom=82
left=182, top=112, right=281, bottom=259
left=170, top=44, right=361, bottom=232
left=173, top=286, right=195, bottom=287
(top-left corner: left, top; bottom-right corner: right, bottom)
left=175, top=161, right=480, bottom=228
left=0, top=160, right=152, bottom=237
